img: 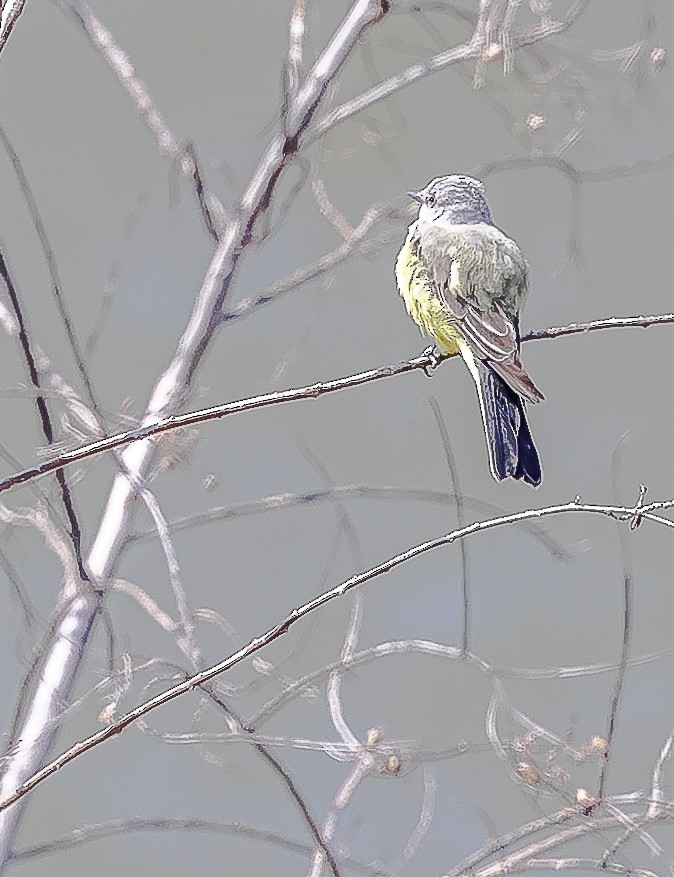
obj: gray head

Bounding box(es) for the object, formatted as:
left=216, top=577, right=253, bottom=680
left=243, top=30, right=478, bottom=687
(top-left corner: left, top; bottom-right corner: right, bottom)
left=408, top=174, right=493, bottom=225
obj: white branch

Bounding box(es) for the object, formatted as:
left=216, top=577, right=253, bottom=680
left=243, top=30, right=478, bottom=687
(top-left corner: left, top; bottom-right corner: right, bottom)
left=0, top=1, right=387, bottom=865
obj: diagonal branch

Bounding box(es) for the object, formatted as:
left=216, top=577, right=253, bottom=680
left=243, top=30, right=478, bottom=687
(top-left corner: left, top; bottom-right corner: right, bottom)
left=55, top=0, right=229, bottom=241
left=310, top=0, right=590, bottom=139
left=0, top=0, right=27, bottom=56
left=0, top=245, right=86, bottom=581
left=0, top=311, right=672, bottom=498
left=0, top=1, right=388, bottom=867
left=0, top=492, right=673, bottom=817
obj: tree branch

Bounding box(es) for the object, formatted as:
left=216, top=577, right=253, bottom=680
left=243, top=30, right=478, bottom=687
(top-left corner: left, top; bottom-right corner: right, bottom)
left=0, top=492, right=672, bottom=816
left=0, top=312, right=671, bottom=498
left=0, top=1, right=388, bottom=867
left=0, top=0, right=27, bottom=56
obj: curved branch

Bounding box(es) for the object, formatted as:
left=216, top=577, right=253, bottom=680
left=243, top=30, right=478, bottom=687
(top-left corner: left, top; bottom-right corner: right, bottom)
left=0, top=493, right=672, bottom=816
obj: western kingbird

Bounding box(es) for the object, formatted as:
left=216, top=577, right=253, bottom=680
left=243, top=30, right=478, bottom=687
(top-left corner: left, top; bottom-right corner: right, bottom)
left=396, top=174, right=543, bottom=487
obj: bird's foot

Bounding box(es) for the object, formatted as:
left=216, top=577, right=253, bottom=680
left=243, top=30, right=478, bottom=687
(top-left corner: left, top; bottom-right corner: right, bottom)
left=422, top=346, right=442, bottom=377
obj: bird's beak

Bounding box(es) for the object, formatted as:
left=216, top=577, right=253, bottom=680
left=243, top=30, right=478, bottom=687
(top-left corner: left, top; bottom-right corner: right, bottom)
left=406, top=190, right=423, bottom=203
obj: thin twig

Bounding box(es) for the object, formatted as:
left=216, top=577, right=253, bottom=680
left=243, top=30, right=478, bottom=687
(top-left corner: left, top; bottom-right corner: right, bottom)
left=597, top=442, right=637, bottom=803
left=138, top=487, right=202, bottom=668
left=1, top=311, right=673, bottom=497
left=56, top=0, right=229, bottom=240
left=0, top=353, right=433, bottom=495
left=11, top=817, right=386, bottom=876
left=521, top=858, right=659, bottom=877
left=126, top=484, right=572, bottom=559
left=310, top=0, right=590, bottom=139
left=0, top=125, right=101, bottom=419
left=522, top=312, right=674, bottom=341
left=647, top=728, right=674, bottom=818
left=429, top=396, right=471, bottom=656
left=0, top=244, right=87, bottom=580
left=1, top=493, right=672, bottom=816
left=220, top=204, right=405, bottom=323
left=250, top=637, right=672, bottom=731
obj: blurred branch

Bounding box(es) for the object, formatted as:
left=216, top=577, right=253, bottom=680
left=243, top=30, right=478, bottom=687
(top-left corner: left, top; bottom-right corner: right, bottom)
left=0, top=125, right=102, bottom=418
left=55, top=0, right=229, bottom=240
left=0, top=244, right=86, bottom=580
left=311, top=0, right=590, bottom=139
left=137, top=471, right=341, bottom=874
left=429, top=396, right=471, bottom=656
left=647, top=727, right=674, bottom=819
left=597, top=446, right=637, bottom=804
left=1, top=311, right=673, bottom=496
left=85, top=192, right=147, bottom=358
left=2, top=491, right=674, bottom=816
left=13, top=817, right=386, bottom=876
left=0, top=0, right=26, bottom=57
left=250, top=637, right=674, bottom=730
left=482, top=152, right=674, bottom=277
left=458, top=819, right=666, bottom=877
left=443, top=809, right=635, bottom=877
left=521, top=859, right=659, bottom=877
left=283, top=0, right=309, bottom=119
left=0, top=1, right=389, bottom=868
left=225, top=147, right=674, bottom=327
left=221, top=203, right=407, bottom=323
left=126, top=484, right=572, bottom=559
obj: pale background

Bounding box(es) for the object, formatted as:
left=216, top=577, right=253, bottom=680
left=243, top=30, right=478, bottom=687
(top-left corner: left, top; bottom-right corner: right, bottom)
left=0, top=1, right=673, bottom=875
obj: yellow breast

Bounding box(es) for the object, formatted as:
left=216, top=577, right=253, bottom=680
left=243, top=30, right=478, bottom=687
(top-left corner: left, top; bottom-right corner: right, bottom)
left=395, top=231, right=462, bottom=356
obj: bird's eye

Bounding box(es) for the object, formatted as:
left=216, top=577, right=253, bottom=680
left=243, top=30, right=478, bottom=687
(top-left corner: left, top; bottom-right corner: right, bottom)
left=426, top=193, right=436, bottom=206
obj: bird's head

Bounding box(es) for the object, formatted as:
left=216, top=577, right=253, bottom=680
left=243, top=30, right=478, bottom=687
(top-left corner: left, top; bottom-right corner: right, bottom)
left=407, top=175, right=493, bottom=225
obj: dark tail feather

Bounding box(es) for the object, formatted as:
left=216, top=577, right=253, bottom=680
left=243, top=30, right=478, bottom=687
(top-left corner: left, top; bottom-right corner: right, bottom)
left=478, top=363, right=542, bottom=487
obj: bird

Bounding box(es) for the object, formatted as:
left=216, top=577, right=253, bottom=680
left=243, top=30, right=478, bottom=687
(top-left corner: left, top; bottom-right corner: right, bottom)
left=395, top=174, right=543, bottom=487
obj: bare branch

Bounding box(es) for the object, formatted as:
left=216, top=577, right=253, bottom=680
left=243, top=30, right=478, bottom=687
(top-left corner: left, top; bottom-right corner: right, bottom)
left=311, top=0, right=590, bottom=139
left=522, top=312, right=674, bottom=342
left=1, top=492, right=673, bottom=816
left=596, top=447, right=637, bottom=803
left=126, top=483, right=573, bottom=560
left=0, top=0, right=27, bottom=56
left=429, top=396, right=471, bottom=656
left=648, top=728, right=674, bottom=818
left=249, top=636, right=673, bottom=732
left=284, top=0, right=309, bottom=116
left=0, top=1, right=389, bottom=866
left=13, top=817, right=386, bottom=876
left=517, top=858, right=660, bottom=877
left=0, top=241, right=86, bottom=580
left=1, top=311, right=673, bottom=497
left=55, top=0, right=229, bottom=240
left=221, top=203, right=405, bottom=323
left=0, top=353, right=433, bottom=495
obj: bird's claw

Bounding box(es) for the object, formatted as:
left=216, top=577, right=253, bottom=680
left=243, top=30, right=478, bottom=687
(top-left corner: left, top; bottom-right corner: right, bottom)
left=422, top=346, right=442, bottom=377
